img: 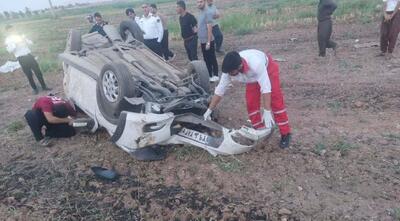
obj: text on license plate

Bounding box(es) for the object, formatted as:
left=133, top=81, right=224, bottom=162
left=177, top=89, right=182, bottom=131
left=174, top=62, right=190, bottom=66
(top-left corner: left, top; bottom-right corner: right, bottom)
left=178, top=128, right=209, bottom=144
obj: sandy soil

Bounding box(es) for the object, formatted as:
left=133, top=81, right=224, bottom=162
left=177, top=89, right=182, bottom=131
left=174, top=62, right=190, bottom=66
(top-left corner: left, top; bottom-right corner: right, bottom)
left=0, top=12, right=399, bottom=221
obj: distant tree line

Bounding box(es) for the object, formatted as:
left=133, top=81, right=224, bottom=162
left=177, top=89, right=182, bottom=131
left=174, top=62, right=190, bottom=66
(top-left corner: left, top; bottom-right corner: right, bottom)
left=0, top=3, right=89, bottom=21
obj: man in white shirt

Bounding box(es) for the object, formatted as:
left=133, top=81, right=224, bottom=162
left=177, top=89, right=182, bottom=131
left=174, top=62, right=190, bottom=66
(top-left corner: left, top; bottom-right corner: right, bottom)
left=139, top=3, right=164, bottom=56
left=380, top=0, right=400, bottom=59
left=203, top=50, right=292, bottom=148
left=4, top=25, right=51, bottom=94
left=150, top=3, right=175, bottom=61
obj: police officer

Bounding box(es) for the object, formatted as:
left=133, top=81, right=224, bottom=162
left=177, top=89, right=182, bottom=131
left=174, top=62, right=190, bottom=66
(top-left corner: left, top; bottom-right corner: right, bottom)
left=150, top=3, right=175, bottom=61
left=139, top=3, right=164, bottom=56
left=5, top=25, right=51, bottom=95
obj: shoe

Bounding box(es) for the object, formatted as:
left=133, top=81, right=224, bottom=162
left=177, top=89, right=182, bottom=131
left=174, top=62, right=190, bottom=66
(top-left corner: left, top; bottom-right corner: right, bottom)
left=210, top=76, right=219, bottom=82
left=39, top=137, right=52, bottom=147
left=333, top=44, right=338, bottom=56
left=168, top=53, right=176, bottom=62
left=385, top=53, right=394, bottom=60
left=238, top=126, right=272, bottom=141
left=42, top=87, right=52, bottom=91
left=279, top=133, right=291, bottom=149
left=376, top=52, right=386, bottom=57
left=32, top=89, right=39, bottom=95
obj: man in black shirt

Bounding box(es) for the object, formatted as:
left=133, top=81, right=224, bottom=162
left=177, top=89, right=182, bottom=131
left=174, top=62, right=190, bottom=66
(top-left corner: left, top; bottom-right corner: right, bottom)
left=89, top=12, right=108, bottom=37
left=177, top=0, right=198, bottom=61
left=317, top=0, right=337, bottom=57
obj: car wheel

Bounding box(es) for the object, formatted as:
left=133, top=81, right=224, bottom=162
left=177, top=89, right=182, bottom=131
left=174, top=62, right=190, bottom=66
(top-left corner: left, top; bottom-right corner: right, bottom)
left=187, top=60, right=210, bottom=94
left=97, top=63, right=136, bottom=124
left=66, top=29, right=81, bottom=52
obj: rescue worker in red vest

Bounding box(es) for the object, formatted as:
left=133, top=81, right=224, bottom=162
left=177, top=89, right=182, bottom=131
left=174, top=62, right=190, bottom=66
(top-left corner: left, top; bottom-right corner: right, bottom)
left=24, top=96, right=77, bottom=146
left=203, top=49, right=292, bottom=148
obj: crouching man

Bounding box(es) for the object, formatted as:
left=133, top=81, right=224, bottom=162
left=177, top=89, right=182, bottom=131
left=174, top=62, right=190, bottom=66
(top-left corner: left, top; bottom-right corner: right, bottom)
left=203, top=49, right=292, bottom=148
left=24, top=95, right=77, bottom=146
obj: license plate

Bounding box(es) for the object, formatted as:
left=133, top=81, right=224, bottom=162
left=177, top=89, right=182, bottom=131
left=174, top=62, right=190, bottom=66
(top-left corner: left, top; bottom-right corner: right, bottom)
left=178, top=128, right=209, bottom=145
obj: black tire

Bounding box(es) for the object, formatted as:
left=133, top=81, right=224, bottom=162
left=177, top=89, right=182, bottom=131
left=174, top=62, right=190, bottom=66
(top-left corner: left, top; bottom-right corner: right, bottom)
left=66, top=29, right=81, bottom=52
left=187, top=60, right=210, bottom=94
left=120, top=20, right=144, bottom=43
left=96, top=63, right=136, bottom=124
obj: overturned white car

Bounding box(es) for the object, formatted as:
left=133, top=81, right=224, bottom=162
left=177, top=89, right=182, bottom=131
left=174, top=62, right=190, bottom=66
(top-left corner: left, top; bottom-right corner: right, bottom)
left=59, top=25, right=269, bottom=160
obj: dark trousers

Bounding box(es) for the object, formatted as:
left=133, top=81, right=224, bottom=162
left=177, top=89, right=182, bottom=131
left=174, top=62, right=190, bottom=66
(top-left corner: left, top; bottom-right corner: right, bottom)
left=317, top=19, right=337, bottom=56
left=144, top=38, right=163, bottom=56
left=184, top=35, right=198, bottom=61
left=200, top=41, right=218, bottom=77
left=24, top=109, right=75, bottom=141
left=212, top=25, right=224, bottom=52
left=380, top=12, right=400, bottom=53
left=161, top=30, right=174, bottom=60
left=17, top=54, right=47, bottom=90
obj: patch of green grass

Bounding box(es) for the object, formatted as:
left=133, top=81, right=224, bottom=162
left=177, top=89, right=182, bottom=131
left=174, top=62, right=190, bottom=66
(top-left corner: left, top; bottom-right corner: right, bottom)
left=327, top=101, right=343, bottom=113
left=234, top=27, right=254, bottom=36
left=39, top=58, right=60, bottom=74
left=7, top=120, right=25, bottom=133
left=272, top=180, right=286, bottom=192
left=292, top=64, right=302, bottom=70
left=173, top=145, right=203, bottom=161
left=313, top=142, right=326, bottom=155
left=332, top=139, right=357, bottom=156
left=382, top=133, right=400, bottom=141
left=209, top=156, right=244, bottom=173
left=390, top=208, right=400, bottom=221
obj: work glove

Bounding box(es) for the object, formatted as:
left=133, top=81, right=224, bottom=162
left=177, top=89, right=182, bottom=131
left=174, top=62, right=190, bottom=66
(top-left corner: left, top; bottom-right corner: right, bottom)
left=203, top=108, right=212, bottom=121
left=263, top=109, right=275, bottom=129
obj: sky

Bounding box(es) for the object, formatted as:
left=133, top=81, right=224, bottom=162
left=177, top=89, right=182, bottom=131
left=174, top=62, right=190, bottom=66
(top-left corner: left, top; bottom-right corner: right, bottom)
left=0, top=0, right=106, bottom=12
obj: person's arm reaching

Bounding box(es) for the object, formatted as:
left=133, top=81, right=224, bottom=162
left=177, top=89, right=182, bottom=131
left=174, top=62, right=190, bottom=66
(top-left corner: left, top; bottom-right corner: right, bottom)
left=204, top=74, right=230, bottom=120
left=255, top=59, right=272, bottom=110
left=256, top=57, right=275, bottom=128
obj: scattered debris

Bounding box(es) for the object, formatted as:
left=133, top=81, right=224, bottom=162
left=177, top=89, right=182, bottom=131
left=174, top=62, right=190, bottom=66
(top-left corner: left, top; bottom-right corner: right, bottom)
left=354, top=42, right=379, bottom=49
left=0, top=61, right=21, bottom=73
left=278, top=208, right=292, bottom=216
left=275, top=57, right=288, bottom=62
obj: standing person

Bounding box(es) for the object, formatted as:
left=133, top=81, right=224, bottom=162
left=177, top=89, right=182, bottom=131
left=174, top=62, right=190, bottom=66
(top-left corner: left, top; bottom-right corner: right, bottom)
left=317, top=0, right=337, bottom=57
left=89, top=12, right=108, bottom=37
left=121, top=8, right=144, bottom=42
left=24, top=96, right=77, bottom=146
left=150, top=3, right=175, bottom=61
left=207, top=0, right=224, bottom=54
left=379, top=0, right=400, bottom=59
left=203, top=50, right=292, bottom=148
left=5, top=25, right=51, bottom=95
left=139, top=3, right=164, bottom=56
left=177, top=0, right=198, bottom=61
left=197, top=0, right=219, bottom=82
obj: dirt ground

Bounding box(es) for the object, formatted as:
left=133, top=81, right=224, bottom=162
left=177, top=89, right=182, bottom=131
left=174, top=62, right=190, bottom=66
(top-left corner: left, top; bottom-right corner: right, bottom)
left=1, top=10, right=400, bottom=221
